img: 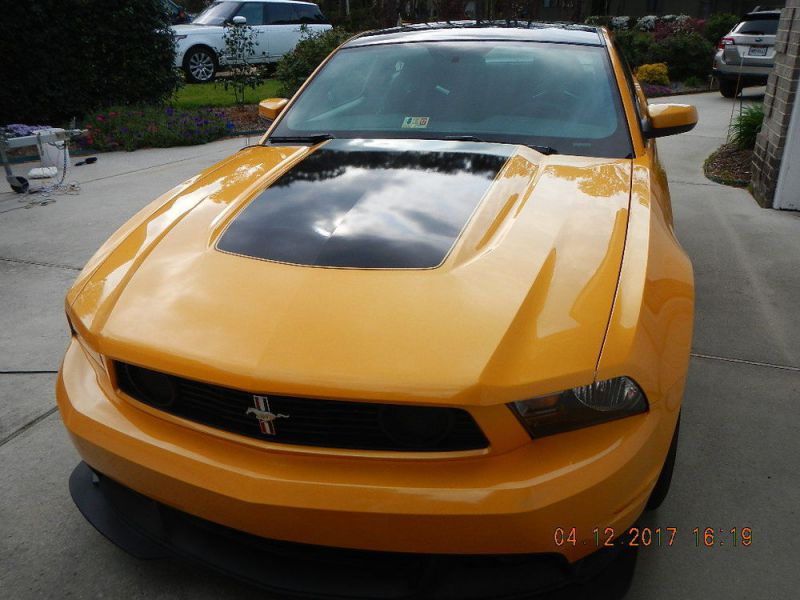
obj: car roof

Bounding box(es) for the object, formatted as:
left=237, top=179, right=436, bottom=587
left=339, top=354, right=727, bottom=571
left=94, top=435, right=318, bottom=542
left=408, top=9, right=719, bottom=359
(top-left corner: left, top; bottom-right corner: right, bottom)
left=344, top=21, right=605, bottom=48
left=743, top=10, right=781, bottom=18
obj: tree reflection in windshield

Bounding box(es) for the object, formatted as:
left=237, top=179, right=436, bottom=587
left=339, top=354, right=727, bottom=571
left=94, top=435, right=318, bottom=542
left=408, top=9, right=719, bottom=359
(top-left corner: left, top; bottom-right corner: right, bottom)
left=269, top=41, right=632, bottom=159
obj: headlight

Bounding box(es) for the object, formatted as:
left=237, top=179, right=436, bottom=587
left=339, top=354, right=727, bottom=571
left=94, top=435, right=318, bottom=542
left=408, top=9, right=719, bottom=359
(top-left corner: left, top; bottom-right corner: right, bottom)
left=66, top=310, right=104, bottom=369
left=174, top=34, right=188, bottom=40
left=509, top=377, right=648, bottom=438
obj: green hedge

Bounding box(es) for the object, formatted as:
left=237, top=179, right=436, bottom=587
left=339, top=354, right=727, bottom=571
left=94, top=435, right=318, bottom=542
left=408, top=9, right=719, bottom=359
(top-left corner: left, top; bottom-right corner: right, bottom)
left=704, top=13, right=740, bottom=45
left=615, top=29, right=714, bottom=81
left=649, top=33, right=715, bottom=81
left=0, top=0, right=179, bottom=125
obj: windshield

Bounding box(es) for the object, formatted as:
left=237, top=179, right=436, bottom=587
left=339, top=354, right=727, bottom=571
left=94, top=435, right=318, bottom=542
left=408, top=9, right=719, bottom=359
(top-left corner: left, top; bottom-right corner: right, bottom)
left=269, top=41, right=632, bottom=158
left=193, top=1, right=239, bottom=25
left=736, top=17, right=779, bottom=35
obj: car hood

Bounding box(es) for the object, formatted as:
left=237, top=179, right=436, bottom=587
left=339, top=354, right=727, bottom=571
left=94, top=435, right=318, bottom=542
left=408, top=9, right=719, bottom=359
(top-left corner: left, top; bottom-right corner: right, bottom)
left=70, top=139, right=632, bottom=406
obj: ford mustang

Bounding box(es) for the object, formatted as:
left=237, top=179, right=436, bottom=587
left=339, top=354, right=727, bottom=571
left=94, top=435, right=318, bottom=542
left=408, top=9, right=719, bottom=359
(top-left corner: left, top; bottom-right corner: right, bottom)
left=59, top=21, right=697, bottom=597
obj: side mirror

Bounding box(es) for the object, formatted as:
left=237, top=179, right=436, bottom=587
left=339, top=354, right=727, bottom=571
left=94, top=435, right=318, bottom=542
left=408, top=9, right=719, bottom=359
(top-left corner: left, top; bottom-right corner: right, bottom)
left=259, top=98, right=289, bottom=120
left=232, top=15, right=247, bottom=25
left=644, top=104, right=698, bottom=138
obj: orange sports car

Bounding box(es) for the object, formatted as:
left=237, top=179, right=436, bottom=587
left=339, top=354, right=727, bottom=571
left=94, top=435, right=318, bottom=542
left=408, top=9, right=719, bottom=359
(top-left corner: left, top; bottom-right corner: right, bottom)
left=59, top=21, right=696, bottom=597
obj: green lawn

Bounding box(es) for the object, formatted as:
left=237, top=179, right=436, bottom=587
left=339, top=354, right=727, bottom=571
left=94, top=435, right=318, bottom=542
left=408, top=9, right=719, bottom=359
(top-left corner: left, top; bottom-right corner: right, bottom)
left=172, top=80, right=282, bottom=109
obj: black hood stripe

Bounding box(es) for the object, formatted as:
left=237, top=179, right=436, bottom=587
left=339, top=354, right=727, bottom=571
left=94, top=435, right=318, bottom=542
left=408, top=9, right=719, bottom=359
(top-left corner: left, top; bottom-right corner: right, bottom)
left=217, top=139, right=512, bottom=269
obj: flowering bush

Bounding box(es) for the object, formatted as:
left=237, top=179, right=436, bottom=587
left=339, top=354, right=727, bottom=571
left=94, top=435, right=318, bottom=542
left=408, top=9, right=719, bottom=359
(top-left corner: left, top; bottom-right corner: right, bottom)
left=611, top=16, right=632, bottom=30
left=635, top=15, right=657, bottom=31
left=79, top=106, right=233, bottom=152
left=654, top=15, right=705, bottom=41
left=607, top=12, right=717, bottom=83
left=635, top=63, right=670, bottom=86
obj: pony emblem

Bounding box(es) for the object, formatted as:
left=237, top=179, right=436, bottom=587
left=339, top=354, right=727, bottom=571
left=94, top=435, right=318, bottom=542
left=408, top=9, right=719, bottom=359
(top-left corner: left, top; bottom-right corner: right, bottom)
left=246, top=395, right=289, bottom=435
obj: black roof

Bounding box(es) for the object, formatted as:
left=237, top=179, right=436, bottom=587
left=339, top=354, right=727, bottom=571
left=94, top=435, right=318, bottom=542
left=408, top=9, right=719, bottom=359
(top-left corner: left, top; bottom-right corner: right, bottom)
left=344, top=21, right=605, bottom=48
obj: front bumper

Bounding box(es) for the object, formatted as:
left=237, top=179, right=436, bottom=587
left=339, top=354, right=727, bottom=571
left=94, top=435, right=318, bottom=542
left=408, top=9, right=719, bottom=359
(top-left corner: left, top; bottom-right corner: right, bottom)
left=70, top=461, right=638, bottom=599
left=57, top=337, right=677, bottom=561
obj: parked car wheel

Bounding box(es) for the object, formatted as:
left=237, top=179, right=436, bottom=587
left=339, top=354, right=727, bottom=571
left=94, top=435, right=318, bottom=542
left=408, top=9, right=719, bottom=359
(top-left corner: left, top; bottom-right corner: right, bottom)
left=646, top=413, right=680, bottom=510
left=184, top=46, right=217, bottom=83
left=719, top=79, right=741, bottom=98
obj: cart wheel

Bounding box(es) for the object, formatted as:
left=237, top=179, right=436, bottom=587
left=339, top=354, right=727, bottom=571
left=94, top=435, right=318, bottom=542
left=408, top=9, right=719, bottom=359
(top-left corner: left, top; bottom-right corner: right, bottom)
left=7, top=176, right=29, bottom=194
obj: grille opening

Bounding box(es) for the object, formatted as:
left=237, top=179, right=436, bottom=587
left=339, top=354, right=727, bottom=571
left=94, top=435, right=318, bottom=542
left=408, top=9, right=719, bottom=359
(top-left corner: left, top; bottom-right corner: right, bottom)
left=116, top=362, right=489, bottom=452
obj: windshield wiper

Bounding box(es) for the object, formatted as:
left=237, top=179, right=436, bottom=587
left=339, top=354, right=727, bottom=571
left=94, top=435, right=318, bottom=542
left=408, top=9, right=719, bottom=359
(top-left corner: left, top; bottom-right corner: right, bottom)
left=444, top=135, right=557, bottom=155
left=268, top=134, right=336, bottom=145
left=525, top=144, right=558, bottom=155
left=443, top=135, right=486, bottom=142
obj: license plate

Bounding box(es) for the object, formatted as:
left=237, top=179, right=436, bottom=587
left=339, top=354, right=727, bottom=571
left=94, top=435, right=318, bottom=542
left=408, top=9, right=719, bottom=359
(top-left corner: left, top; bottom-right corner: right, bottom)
left=749, top=46, right=767, bottom=56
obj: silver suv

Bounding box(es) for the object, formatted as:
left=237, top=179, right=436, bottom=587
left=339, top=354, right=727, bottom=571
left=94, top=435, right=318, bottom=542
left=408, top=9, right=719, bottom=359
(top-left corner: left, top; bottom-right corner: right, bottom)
left=712, top=9, right=780, bottom=98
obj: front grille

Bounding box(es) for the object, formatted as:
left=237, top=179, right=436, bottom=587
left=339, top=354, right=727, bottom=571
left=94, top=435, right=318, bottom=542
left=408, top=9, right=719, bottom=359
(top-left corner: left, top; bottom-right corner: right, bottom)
left=115, top=362, right=489, bottom=452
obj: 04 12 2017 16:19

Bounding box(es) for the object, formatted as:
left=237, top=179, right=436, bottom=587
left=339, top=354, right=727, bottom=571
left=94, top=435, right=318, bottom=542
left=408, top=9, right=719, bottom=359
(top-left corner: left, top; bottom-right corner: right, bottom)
left=553, top=526, right=753, bottom=548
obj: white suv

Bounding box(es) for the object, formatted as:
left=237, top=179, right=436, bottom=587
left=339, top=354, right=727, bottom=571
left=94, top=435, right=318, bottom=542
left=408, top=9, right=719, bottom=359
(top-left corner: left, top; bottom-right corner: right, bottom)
left=712, top=9, right=780, bottom=98
left=173, top=0, right=331, bottom=83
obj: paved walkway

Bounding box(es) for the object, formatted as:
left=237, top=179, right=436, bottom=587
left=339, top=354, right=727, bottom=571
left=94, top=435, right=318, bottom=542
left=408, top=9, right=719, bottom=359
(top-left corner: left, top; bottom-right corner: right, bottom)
left=1, top=93, right=798, bottom=598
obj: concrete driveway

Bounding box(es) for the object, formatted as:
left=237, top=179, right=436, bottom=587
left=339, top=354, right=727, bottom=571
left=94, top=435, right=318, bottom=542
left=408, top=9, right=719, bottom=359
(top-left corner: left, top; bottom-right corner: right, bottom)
left=1, top=92, right=798, bottom=598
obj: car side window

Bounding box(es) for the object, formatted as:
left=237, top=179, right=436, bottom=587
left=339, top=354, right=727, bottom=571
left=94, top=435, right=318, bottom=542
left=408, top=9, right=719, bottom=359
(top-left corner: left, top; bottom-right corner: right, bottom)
left=265, top=3, right=296, bottom=25
left=235, top=2, right=266, bottom=26
left=296, top=5, right=326, bottom=23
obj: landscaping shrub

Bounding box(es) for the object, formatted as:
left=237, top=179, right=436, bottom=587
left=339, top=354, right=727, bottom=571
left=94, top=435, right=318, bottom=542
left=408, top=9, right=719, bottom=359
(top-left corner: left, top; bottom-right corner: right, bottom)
left=79, top=106, right=233, bottom=152
left=683, top=75, right=705, bottom=88
left=275, top=27, right=354, bottom=98
left=614, top=30, right=657, bottom=67
left=729, top=104, right=764, bottom=150
left=649, top=33, right=715, bottom=81
left=704, top=13, right=740, bottom=45
left=635, top=63, right=670, bottom=86
left=0, top=1, right=179, bottom=125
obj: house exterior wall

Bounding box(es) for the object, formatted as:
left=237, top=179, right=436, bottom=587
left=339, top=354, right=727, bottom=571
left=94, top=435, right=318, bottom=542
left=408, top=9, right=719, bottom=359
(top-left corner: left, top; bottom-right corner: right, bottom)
left=773, top=80, right=800, bottom=209
left=752, top=2, right=800, bottom=209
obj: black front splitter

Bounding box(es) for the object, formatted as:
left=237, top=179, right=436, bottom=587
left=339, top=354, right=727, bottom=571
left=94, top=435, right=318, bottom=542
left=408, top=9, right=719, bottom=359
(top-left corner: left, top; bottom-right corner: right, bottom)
left=69, top=461, right=638, bottom=599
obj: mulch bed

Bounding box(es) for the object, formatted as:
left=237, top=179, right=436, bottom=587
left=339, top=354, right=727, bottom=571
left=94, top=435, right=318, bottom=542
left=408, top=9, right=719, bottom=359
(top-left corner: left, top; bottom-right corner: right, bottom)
left=643, top=81, right=716, bottom=98
left=222, top=104, right=270, bottom=134
left=703, top=143, right=753, bottom=188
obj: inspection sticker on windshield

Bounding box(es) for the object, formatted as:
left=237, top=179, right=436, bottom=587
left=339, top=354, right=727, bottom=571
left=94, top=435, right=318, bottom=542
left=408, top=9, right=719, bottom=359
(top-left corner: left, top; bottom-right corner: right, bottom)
left=402, top=116, right=430, bottom=129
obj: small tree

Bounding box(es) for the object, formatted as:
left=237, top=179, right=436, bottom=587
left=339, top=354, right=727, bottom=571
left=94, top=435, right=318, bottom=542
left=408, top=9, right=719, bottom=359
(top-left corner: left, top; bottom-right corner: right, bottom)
left=220, top=20, right=266, bottom=105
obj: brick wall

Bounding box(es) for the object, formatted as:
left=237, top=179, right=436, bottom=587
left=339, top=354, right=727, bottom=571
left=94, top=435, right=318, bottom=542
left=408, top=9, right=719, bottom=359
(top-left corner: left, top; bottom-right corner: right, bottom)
left=752, top=2, right=800, bottom=208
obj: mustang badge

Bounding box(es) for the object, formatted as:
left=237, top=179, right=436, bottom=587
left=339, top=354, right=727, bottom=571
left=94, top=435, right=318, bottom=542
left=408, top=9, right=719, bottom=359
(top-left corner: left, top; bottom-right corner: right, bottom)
left=246, top=395, right=289, bottom=435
